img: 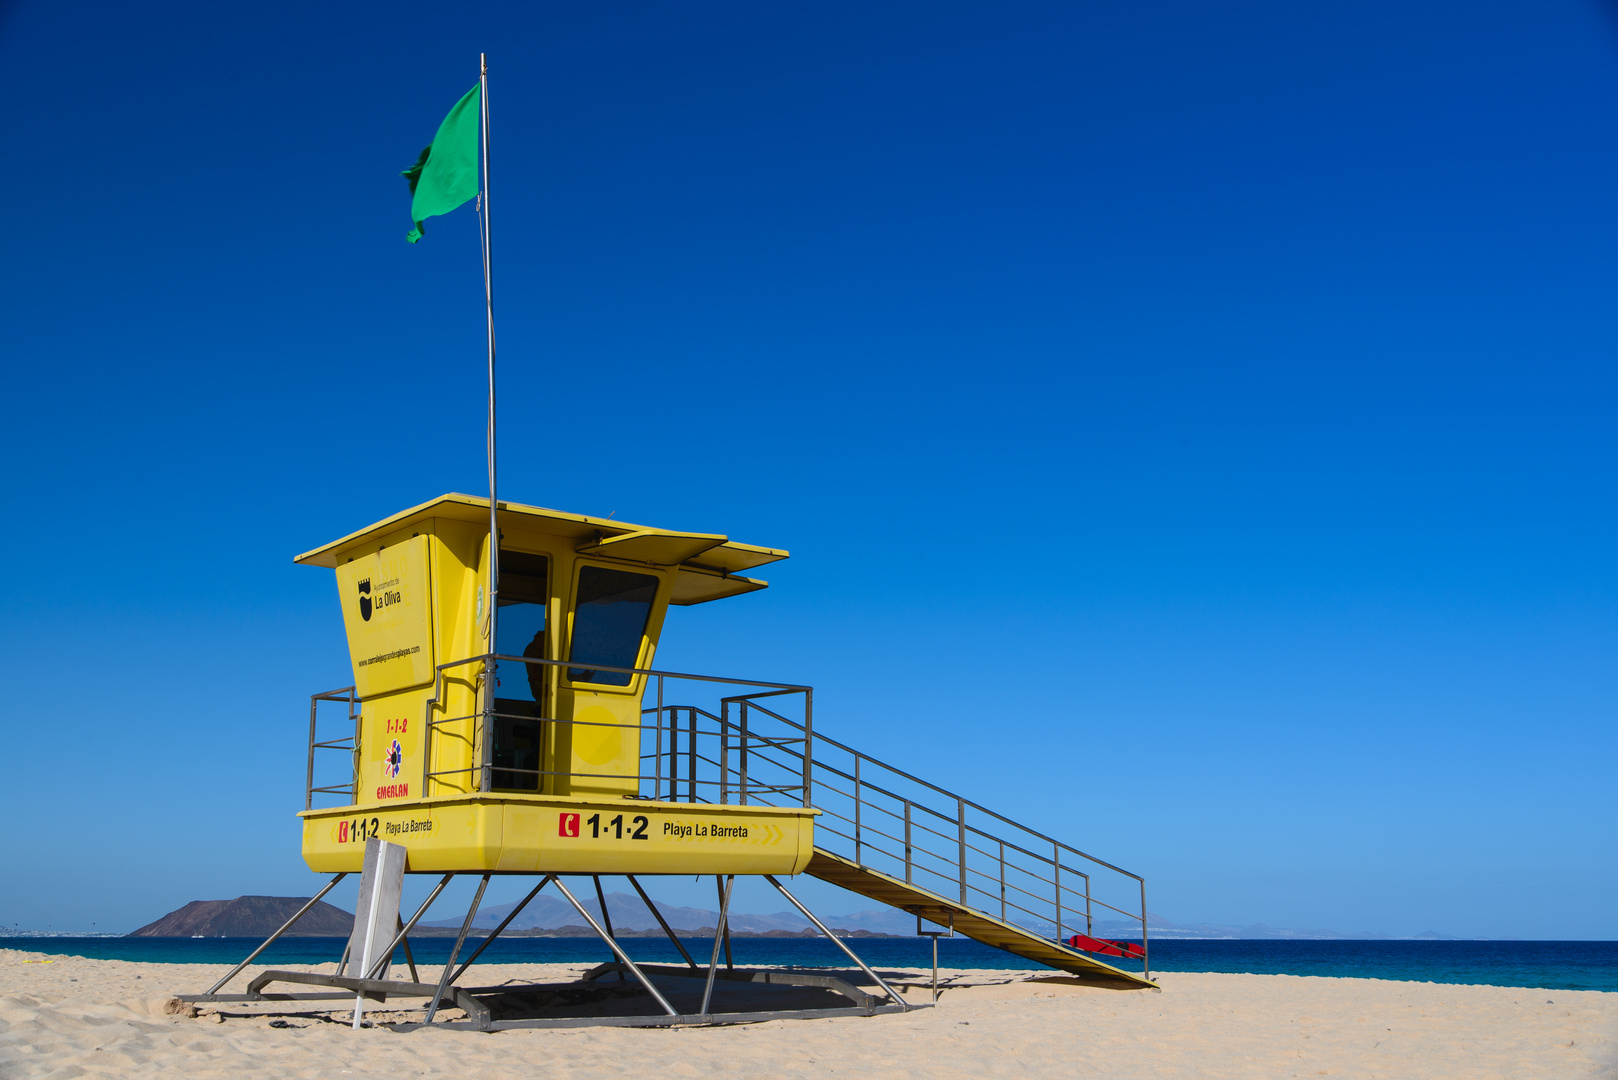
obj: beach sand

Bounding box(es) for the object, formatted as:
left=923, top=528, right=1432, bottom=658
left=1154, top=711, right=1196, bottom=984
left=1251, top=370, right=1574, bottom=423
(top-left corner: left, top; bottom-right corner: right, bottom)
left=1, top=947, right=1613, bottom=1078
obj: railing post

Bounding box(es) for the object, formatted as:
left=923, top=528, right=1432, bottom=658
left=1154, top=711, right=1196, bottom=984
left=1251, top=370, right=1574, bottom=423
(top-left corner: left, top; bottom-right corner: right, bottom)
left=306, top=695, right=319, bottom=811
left=669, top=706, right=679, bottom=802
left=689, top=709, right=702, bottom=803
left=802, top=688, right=813, bottom=807
left=1053, top=841, right=1062, bottom=943
left=348, top=688, right=360, bottom=804
left=420, top=675, right=435, bottom=800
left=739, top=703, right=749, bottom=806
left=904, top=800, right=913, bottom=884
left=1140, top=879, right=1151, bottom=981
left=999, top=840, right=1006, bottom=921
left=1085, top=872, right=1093, bottom=935
left=853, top=756, right=862, bottom=865
left=480, top=655, right=495, bottom=794
left=687, top=707, right=696, bottom=802
left=654, top=675, right=663, bottom=800
left=958, top=797, right=968, bottom=905
left=720, top=699, right=729, bottom=805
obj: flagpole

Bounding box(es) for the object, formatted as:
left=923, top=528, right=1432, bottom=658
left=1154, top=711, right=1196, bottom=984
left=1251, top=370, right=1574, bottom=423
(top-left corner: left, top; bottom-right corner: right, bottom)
left=479, top=52, right=498, bottom=794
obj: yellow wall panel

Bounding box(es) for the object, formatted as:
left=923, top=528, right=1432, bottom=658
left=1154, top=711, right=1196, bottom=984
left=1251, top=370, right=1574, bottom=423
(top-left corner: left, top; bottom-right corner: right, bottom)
left=335, top=533, right=435, bottom=696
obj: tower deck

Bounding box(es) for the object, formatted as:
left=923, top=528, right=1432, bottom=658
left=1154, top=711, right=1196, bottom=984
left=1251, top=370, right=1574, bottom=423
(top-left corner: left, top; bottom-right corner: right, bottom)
left=301, top=794, right=815, bottom=876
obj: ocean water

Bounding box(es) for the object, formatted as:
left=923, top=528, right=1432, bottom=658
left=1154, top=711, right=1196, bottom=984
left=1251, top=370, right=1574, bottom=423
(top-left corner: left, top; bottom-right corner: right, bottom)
left=4, top=936, right=1615, bottom=993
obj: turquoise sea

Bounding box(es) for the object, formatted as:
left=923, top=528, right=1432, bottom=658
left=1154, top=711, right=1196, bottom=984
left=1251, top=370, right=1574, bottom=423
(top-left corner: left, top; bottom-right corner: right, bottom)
left=4, top=937, right=1614, bottom=993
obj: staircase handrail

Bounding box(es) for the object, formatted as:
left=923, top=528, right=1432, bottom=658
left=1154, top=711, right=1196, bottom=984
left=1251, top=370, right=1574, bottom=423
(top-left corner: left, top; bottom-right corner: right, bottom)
left=717, top=698, right=1144, bottom=885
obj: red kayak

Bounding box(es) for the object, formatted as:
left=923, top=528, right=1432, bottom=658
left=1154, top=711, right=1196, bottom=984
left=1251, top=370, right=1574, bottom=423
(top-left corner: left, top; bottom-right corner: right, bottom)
left=1063, top=933, right=1146, bottom=959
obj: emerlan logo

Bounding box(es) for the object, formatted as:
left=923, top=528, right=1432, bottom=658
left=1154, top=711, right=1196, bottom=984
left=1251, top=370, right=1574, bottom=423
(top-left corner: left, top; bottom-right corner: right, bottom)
left=357, top=578, right=373, bottom=621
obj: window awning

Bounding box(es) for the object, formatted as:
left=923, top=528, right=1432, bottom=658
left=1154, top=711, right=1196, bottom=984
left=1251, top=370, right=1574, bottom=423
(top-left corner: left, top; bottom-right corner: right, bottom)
left=575, top=530, right=726, bottom=566
left=669, top=567, right=769, bottom=606
left=293, top=493, right=787, bottom=605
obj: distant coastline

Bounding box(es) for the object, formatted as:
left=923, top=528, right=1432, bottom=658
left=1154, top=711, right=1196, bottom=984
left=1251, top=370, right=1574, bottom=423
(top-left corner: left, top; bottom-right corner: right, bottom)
left=3, top=936, right=1614, bottom=993
left=0, top=896, right=1536, bottom=942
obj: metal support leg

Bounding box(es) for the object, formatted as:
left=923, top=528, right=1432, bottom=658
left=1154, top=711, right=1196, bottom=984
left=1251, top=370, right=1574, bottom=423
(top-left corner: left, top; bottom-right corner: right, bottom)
left=764, top=875, right=906, bottom=1011
left=700, top=875, right=734, bottom=1016
left=592, top=876, right=617, bottom=939
left=205, top=874, right=347, bottom=994
left=424, top=874, right=489, bottom=1023
left=628, top=875, right=698, bottom=969
left=552, top=877, right=679, bottom=1017
left=364, top=873, right=454, bottom=980
left=716, top=875, right=733, bottom=971
left=593, top=876, right=624, bottom=981
left=449, top=876, right=554, bottom=984
left=397, top=917, right=419, bottom=984
left=916, top=929, right=941, bottom=1001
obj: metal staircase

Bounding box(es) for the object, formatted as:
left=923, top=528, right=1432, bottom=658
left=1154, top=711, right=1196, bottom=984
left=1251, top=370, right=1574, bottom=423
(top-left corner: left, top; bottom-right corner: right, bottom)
left=642, top=675, right=1155, bottom=988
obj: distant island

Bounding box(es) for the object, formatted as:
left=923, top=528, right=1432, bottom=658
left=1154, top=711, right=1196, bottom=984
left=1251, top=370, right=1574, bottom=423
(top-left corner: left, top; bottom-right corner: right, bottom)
left=129, top=896, right=354, bottom=937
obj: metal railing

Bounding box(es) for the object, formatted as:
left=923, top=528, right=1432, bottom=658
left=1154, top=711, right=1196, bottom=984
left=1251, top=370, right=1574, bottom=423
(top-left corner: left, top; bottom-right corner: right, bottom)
left=398, top=653, right=813, bottom=801
left=305, top=687, right=359, bottom=810
left=790, top=730, right=1148, bottom=960
left=303, top=653, right=1148, bottom=976
left=685, top=693, right=1149, bottom=974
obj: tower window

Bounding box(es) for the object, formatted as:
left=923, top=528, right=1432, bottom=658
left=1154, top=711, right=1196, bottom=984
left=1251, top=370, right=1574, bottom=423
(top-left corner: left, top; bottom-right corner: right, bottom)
left=568, top=566, right=658, bottom=686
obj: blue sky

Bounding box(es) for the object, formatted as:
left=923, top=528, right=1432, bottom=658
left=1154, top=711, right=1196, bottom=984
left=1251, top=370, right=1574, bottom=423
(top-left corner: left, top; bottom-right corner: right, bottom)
left=1, top=0, right=1614, bottom=938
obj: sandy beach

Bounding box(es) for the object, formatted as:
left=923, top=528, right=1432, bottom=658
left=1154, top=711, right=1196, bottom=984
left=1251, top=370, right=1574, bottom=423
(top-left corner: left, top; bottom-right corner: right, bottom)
left=1, top=948, right=1613, bottom=1078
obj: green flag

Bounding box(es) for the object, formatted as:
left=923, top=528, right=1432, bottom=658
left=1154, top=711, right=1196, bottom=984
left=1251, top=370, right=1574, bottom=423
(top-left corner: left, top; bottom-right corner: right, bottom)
left=401, top=84, right=481, bottom=243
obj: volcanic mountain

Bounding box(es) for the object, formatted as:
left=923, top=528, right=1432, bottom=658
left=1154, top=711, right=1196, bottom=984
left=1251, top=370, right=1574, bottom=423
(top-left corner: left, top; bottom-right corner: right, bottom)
left=129, top=896, right=353, bottom=937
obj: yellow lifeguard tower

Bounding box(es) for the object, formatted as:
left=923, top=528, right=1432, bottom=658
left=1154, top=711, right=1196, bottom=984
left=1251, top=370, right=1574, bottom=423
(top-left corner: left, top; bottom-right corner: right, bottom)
left=188, top=493, right=1157, bottom=1030
left=292, top=492, right=817, bottom=881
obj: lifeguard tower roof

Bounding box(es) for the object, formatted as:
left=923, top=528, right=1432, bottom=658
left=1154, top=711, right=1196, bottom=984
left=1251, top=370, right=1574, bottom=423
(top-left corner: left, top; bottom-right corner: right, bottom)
left=292, top=492, right=788, bottom=606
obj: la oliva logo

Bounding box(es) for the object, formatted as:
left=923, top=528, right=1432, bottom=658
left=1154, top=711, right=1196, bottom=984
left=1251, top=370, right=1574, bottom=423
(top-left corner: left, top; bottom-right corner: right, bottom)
left=357, top=578, right=372, bottom=621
